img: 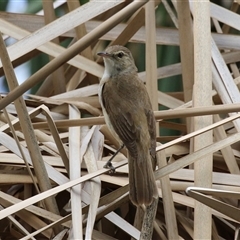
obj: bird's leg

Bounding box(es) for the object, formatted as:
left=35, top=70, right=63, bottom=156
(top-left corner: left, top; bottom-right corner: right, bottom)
left=104, top=144, right=125, bottom=173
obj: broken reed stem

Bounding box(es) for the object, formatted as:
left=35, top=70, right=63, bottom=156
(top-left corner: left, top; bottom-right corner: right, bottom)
left=0, top=0, right=148, bottom=111
left=0, top=32, right=61, bottom=232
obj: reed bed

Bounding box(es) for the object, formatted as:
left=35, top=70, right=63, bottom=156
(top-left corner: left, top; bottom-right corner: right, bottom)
left=0, top=1, right=240, bottom=239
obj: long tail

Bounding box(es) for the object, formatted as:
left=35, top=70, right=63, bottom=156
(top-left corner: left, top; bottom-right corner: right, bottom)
left=128, top=151, right=158, bottom=206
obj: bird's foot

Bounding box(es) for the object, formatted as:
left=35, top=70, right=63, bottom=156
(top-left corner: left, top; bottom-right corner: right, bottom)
left=103, top=144, right=124, bottom=174
left=103, top=161, right=116, bottom=175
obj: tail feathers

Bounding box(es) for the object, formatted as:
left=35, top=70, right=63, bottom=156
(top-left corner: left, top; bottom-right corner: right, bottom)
left=128, top=153, right=158, bottom=206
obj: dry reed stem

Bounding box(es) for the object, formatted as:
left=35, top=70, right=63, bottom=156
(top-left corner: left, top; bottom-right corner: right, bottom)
left=187, top=188, right=240, bottom=223
left=42, top=0, right=66, bottom=95
left=68, top=105, right=82, bottom=239
left=0, top=0, right=146, bottom=110
left=192, top=2, right=213, bottom=239
left=30, top=103, right=240, bottom=129
left=0, top=159, right=128, bottom=221
left=176, top=1, right=194, bottom=105
left=145, top=0, right=158, bottom=112
left=83, top=128, right=102, bottom=239
left=213, top=114, right=240, bottom=174
left=1, top=2, right=240, bottom=239
left=155, top=132, right=240, bottom=180
left=157, top=144, right=178, bottom=239
left=0, top=32, right=61, bottom=232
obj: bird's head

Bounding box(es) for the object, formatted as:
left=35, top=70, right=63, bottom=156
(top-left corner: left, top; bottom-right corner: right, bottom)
left=97, top=45, right=138, bottom=77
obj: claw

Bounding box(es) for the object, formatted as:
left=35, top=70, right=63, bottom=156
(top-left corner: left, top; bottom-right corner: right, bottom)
left=103, top=161, right=116, bottom=174
left=103, top=144, right=124, bottom=174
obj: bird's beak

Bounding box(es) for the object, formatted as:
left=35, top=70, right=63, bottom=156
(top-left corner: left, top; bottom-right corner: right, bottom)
left=97, top=52, right=111, bottom=58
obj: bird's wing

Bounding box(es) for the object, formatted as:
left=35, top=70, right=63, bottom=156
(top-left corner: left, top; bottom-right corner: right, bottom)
left=145, top=108, right=156, bottom=158
left=101, top=81, right=139, bottom=158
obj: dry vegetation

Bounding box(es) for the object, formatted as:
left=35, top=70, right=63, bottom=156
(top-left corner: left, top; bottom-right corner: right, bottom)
left=1, top=0, right=240, bottom=239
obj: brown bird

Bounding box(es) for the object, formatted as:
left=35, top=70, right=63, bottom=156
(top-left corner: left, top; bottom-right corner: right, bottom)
left=98, top=45, right=158, bottom=206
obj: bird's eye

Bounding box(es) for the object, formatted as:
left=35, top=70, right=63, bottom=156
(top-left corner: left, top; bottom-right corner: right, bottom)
left=117, top=52, right=124, bottom=58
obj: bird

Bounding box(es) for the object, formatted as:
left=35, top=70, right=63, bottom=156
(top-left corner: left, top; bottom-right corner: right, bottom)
left=98, top=45, right=158, bottom=206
